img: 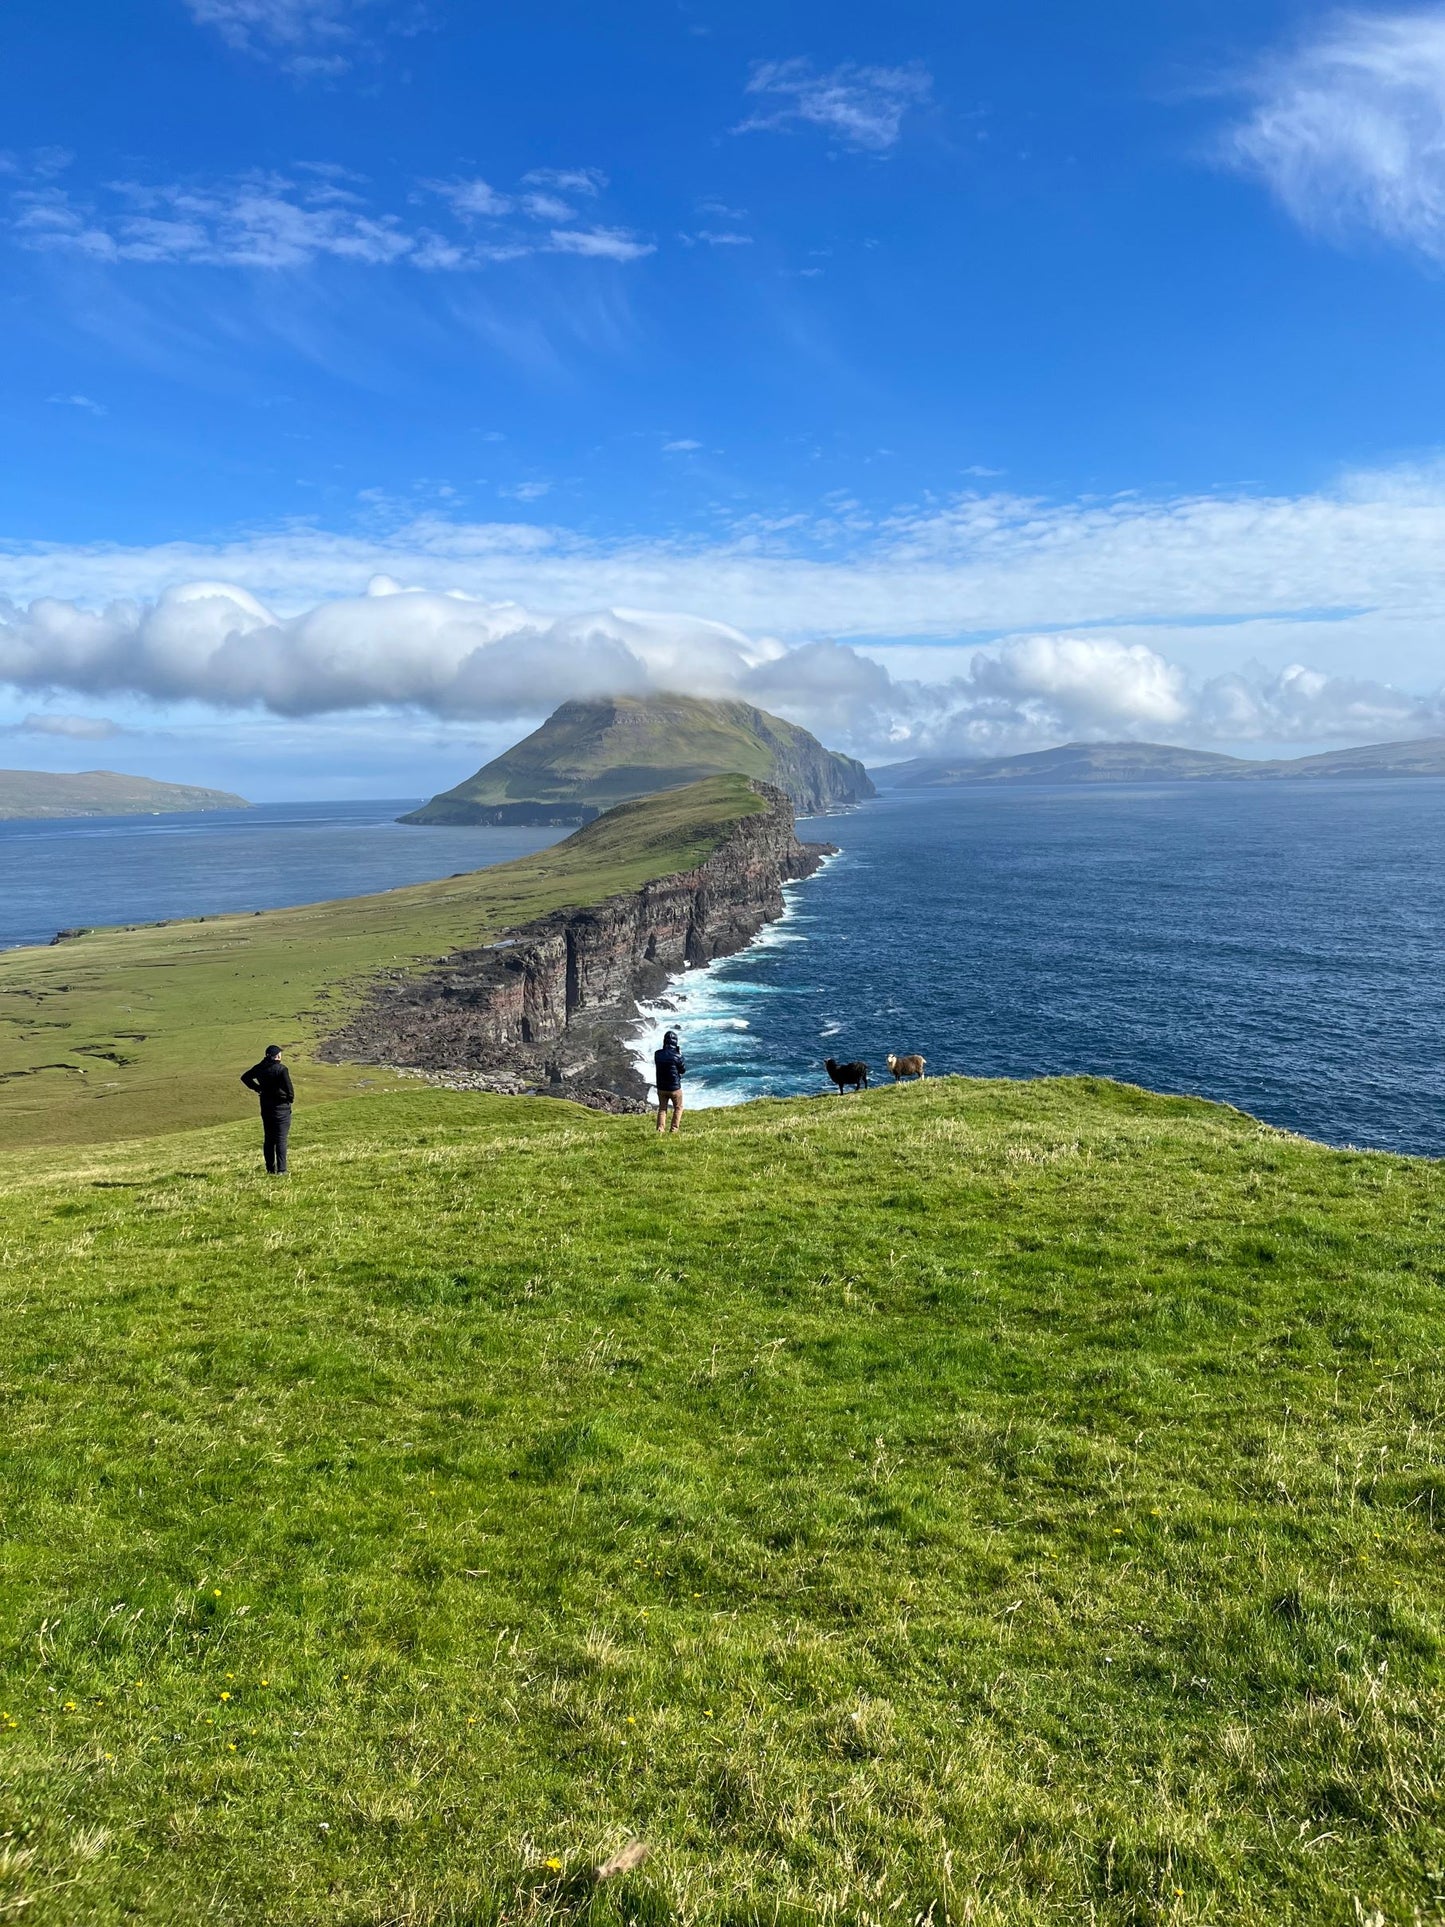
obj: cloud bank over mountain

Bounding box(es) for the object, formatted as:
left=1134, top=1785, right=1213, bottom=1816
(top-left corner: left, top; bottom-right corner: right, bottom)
left=2, top=573, right=1440, bottom=763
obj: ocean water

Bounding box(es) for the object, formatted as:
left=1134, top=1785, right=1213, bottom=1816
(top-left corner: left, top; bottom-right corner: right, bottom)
left=8, top=784, right=1443, bottom=1156
left=632, top=781, right=1445, bottom=1157
left=0, top=801, right=566, bottom=952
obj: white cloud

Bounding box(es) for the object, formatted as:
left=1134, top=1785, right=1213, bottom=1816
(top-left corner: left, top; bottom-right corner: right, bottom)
left=519, top=191, right=575, bottom=221
left=432, top=177, right=514, bottom=219
left=13, top=470, right=1445, bottom=662
left=1228, top=7, right=1445, bottom=262
left=9, top=165, right=653, bottom=272
left=0, top=577, right=1441, bottom=763
left=0, top=582, right=782, bottom=724
left=7, top=466, right=1445, bottom=756
left=499, top=481, right=552, bottom=501
left=185, top=0, right=364, bottom=73
left=17, top=711, right=120, bottom=739
left=48, top=393, right=106, bottom=415
left=663, top=439, right=703, bottom=452
left=523, top=167, right=607, bottom=197
left=737, top=58, right=931, bottom=152
left=545, top=226, right=655, bottom=261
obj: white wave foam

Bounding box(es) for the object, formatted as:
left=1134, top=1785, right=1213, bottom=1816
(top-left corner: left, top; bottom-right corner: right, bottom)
left=627, top=863, right=832, bottom=1107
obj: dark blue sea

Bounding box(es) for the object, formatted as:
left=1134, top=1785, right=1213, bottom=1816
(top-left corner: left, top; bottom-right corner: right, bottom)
left=635, top=781, right=1445, bottom=1158
left=4, top=785, right=1443, bottom=1157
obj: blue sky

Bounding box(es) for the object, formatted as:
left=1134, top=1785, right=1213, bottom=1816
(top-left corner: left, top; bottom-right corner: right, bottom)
left=5, top=0, right=1445, bottom=794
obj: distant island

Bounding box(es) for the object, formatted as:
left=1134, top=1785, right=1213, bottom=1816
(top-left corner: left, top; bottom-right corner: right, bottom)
left=876, top=736, right=1445, bottom=787
left=401, top=694, right=876, bottom=826
left=0, top=769, right=250, bottom=822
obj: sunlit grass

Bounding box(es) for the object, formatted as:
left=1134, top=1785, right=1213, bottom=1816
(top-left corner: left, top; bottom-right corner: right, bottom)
left=2, top=1074, right=1443, bottom=1922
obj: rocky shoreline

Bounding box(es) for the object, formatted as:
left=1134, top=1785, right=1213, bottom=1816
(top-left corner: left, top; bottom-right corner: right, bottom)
left=320, top=783, right=833, bottom=1111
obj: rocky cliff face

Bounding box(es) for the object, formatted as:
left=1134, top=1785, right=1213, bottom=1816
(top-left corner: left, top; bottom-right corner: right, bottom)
left=323, top=784, right=832, bottom=1102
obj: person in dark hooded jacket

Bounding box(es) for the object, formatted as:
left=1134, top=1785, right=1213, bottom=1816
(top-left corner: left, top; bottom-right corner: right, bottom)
left=653, top=1028, right=686, bottom=1134
left=241, top=1043, right=294, bottom=1174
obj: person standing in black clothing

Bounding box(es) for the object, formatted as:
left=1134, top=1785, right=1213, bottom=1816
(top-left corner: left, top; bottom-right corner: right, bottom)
left=241, top=1044, right=294, bottom=1174
left=653, top=1028, right=686, bottom=1134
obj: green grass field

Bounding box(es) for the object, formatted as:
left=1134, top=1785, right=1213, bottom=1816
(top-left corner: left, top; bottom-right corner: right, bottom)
left=0, top=775, right=766, bottom=1150
left=2, top=1074, right=1443, bottom=1924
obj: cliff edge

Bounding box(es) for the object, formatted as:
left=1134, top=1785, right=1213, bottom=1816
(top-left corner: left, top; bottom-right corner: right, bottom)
left=324, top=780, right=832, bottom=1104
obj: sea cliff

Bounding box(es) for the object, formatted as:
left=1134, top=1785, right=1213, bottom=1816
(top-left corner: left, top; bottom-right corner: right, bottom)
left=323, top=782, right=831, bottom=1105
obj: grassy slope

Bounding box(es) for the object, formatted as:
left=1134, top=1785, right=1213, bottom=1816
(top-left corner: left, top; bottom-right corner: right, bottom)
left=0, top=771, right=249, bottom=820
left=405, top=696, right=865, bottom=819
left=0, top=775, right=765, bottom=1149
left=1, top=1076, right=1443, bottom=1924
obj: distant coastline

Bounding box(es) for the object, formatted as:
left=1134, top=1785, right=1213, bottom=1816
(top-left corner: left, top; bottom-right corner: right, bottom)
left=874, top=735, right=1445, bottom=788
left=0, top=768, right=250, bottom=821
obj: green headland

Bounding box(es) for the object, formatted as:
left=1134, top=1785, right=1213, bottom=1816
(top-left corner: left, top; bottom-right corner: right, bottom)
left=0, top=768, right=249, bottom=820
left=400, top=694, right=875, bottom=825
left=0, top=773, right=767, bottom=1148
left=1, top=776, right=1442, bottom=1925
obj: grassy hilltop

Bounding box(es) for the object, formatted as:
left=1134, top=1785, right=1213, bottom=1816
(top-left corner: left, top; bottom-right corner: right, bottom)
left=1, top=1077, right=1443, bottom=1924
left=401, top=695, right=875, bottom=825
left=0, top=775, right=766, bottom=1150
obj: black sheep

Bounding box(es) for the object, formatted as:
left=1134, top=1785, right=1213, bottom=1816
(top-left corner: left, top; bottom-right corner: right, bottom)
left=824, top=1057, right=869, bottom=1093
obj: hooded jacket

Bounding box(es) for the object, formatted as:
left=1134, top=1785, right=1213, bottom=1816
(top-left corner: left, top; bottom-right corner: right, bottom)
left=241, top=1058, right=295, bottom=1111
left=653, top=1044, right=686, bottom=1093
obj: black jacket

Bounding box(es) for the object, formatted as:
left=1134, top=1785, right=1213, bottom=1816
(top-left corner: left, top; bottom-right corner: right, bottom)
left=653, top=1044, right=686, bottom=1092
left=242, top=1059, right=294, bottom=1110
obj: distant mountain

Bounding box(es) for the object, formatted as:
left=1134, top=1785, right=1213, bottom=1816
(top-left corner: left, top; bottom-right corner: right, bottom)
left=0, top=769, right=250, bottom=821
left=401, top=695, right=876, bottom=825
left=875, top=737, right=1445, bottom=787
left=878, top=743, right=1252, bottom=786
left=1250, top=738, right=1445, bottom=779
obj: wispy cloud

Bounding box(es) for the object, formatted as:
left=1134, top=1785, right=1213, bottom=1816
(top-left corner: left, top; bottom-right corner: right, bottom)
left=523, top=167, right=607, bottom=197
left=48, top=393, right=106, bottom=415
left=1227, top=6, right=1445, bottom=264
left=184, top=0, right=368, bottom=75
left=545, top=225, right=655, bottom=261
left=431, top=177, right=514, bottom=218
left=8, top=162, right=653, bottom=271
left=736, top=58, right=931, bottom=152
left=663, top=439, right=702, bottom=452
left=16, top=711, right=120, bottom=740
left=6, top=466, right=1445, bottom=755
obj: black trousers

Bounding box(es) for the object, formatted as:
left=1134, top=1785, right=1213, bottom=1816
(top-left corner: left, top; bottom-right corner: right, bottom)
left=262, top=1105, right=292, bottom=1174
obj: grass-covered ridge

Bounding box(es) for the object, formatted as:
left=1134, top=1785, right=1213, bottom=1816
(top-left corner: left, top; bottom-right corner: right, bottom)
left=1, top=1074, right=1442, bottom=1923
left=402, top=694, right=874, bottom=823
left=0, top=774, right=766, bottom=1150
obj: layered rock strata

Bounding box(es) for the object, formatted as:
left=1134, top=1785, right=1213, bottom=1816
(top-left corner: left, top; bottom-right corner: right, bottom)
left=322, top=783, right=832, bottom=1105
